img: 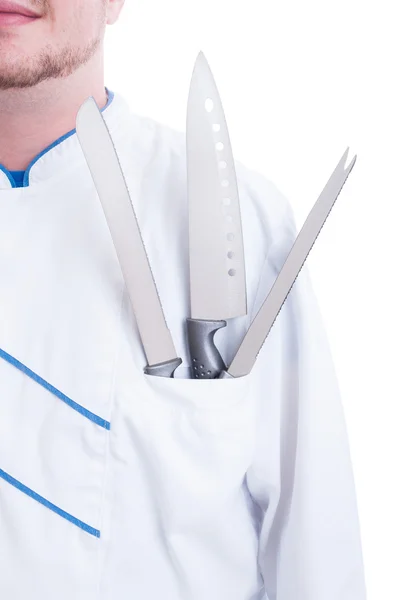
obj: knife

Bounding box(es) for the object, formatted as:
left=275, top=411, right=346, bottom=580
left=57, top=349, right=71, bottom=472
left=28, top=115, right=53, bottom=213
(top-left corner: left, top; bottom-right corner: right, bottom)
left=75, top=97, right=182, bottom=378
left=219, top=147, right=356, bottom=378
left=186, top=51, right=247, bottom=379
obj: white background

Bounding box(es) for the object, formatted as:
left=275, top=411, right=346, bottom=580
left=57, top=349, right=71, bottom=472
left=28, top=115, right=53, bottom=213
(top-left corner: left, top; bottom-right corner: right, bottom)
left=104, top=1, right=397, bottom=597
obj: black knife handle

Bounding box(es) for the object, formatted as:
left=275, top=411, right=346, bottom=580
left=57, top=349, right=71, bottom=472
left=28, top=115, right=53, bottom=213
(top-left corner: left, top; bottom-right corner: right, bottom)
left=144, top=357, right=183, bottom=378
left=186, top=318, right=227, bottom=379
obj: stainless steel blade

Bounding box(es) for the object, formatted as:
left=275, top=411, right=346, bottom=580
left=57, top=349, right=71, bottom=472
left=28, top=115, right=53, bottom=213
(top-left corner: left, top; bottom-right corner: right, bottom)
left=187, top=51, right=247, bottom=320
left=75, top=97, right=181, bottom=376
left=223, top=148, right=356, bottom=378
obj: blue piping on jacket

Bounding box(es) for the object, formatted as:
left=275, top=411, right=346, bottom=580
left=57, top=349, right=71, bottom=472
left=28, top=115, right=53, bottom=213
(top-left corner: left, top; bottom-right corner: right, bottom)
left=0, top=347, right=111, bottom=430
left=0, top=468, right=100, bottom=537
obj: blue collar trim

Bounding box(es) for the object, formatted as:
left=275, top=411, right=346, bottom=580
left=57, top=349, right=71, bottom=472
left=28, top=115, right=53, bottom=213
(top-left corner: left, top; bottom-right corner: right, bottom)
left=0, top=87, right=114, bottom=188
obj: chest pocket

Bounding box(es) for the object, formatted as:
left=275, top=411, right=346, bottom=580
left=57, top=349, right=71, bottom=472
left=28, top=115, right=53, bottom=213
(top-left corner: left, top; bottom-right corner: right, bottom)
left=137, top=370, right=256, bottom=512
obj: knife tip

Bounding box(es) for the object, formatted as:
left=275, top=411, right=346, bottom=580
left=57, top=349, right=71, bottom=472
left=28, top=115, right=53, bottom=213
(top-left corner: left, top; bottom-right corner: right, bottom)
left=346, top=153, right=357, bottom=172
left=343, top=147, right=357, bottom=172
left=77, top=95, right=95, bottom=112
left=195, top=50, right=208, bottom=67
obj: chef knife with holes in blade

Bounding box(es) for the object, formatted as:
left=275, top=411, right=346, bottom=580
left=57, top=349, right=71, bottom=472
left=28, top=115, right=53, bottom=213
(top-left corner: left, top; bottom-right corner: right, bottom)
left=75, top=96, right=182, bottom=378
left=186, top=51, right=247, bottom=379
left=218, top=147, right=357, bottom=378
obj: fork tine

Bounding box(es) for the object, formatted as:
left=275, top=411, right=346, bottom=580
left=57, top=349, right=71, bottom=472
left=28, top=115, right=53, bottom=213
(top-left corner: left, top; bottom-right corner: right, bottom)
left=345, top=153, right=357, bottom=174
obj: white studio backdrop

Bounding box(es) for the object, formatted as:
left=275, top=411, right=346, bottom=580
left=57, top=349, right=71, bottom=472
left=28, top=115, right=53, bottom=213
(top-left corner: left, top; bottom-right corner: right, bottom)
left=104, top=1, right=397, bottom=598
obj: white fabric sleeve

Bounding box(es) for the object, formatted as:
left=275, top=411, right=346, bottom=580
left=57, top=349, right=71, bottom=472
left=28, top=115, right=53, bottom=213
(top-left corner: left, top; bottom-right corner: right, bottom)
left=244, top=185, right=367, bottom=600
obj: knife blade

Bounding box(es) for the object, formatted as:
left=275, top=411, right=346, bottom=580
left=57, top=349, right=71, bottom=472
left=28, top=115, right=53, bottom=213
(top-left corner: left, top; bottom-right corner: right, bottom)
left=186, top=51, right=247, bottom=379
left=219, top=147, right=356, bottom=378
left=75, top=97, right=182, bottom=378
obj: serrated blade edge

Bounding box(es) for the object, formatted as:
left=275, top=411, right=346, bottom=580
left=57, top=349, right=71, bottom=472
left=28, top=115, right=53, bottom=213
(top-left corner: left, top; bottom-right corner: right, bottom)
left=227, top=148, right=356, bottom=377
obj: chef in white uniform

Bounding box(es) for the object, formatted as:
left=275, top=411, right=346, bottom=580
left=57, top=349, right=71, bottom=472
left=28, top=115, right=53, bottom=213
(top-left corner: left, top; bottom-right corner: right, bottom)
left=0, top=1, right=367, bottom=599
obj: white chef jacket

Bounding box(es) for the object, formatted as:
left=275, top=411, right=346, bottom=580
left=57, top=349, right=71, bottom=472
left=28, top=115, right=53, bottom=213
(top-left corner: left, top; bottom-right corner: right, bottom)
left=0, top=87, right=367, bottom=599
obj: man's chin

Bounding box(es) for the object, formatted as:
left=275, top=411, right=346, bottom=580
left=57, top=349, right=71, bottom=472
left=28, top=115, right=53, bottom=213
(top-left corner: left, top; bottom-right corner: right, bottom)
left=0, top=69, right=41, bottom=92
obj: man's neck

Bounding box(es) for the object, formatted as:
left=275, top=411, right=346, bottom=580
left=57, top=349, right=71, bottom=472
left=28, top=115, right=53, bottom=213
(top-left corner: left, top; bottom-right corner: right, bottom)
left=0, top=63, right=107, bottom=172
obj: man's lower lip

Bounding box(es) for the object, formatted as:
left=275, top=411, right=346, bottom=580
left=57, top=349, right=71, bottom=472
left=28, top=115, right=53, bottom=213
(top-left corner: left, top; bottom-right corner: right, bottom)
left=0, top=12, right=39, bottom=26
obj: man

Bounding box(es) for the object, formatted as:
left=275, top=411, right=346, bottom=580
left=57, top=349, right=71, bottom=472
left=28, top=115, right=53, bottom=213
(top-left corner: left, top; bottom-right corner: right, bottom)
left=0, top=1, right=367, bottom=599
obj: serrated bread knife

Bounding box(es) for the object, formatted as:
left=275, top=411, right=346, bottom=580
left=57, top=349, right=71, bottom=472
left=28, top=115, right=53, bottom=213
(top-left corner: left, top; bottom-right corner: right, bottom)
left=218, top=147, right=356, bottom=378
left=75, top=97, right=182, bottom=378
left=186, top=51, right=247, bottom=379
